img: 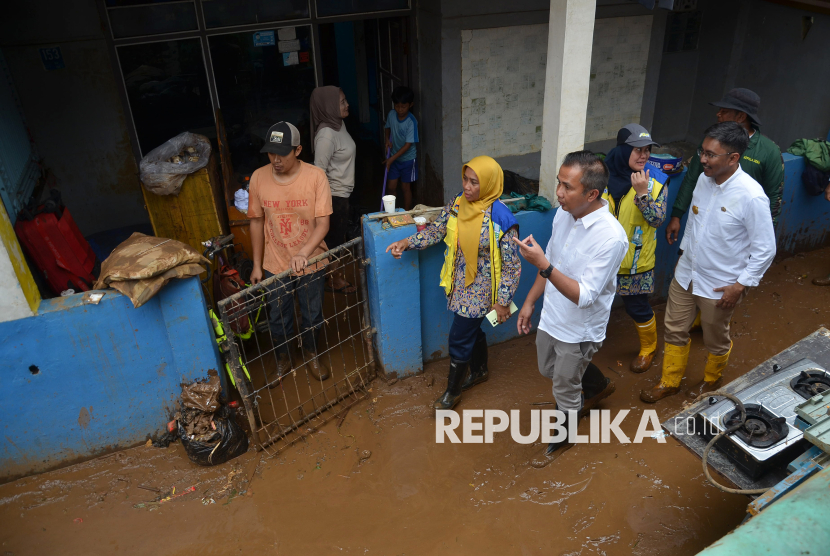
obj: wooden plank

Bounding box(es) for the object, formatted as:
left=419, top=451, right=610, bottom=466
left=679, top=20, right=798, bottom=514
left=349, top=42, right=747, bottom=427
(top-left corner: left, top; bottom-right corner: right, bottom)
left=140, top=154, right=226, bottom=256
left=662, top=327, right=830, bottom=491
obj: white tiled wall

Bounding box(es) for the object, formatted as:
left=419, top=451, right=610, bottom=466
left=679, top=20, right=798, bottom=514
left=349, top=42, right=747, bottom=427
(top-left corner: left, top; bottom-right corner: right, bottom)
left=461, top=17, right=652, bottom=161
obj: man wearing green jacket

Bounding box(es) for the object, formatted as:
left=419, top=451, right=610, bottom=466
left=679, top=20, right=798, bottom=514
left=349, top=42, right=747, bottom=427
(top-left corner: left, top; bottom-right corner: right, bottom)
left=666, top=88, right=784, bottom=245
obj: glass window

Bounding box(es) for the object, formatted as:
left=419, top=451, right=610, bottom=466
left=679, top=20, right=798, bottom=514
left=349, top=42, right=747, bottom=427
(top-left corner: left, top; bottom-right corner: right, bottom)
left=202, top=0, right=309, bottom=28
left=316, top=0, right=409, bottom=18
left=664, top=11, right=702, bottom=53
left=208, top=26, right=316, bottom=175
left=117, top=39, right=215, bottom=156
left=107, top=2, right=198, bottom=39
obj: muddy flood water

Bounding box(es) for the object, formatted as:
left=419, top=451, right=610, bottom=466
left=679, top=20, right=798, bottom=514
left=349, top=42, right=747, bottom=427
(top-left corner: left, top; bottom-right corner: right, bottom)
left=2, top=247, right=830, bottom=555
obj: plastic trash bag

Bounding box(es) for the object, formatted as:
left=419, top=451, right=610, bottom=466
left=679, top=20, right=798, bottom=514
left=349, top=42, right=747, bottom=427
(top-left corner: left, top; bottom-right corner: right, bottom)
left=139, top=132, right=211, bottom=196
left=180, top=373, right=222, bottom=413
left=234, top=188, right=249, bottom=213
left=179, top=405, right=249, bottom=466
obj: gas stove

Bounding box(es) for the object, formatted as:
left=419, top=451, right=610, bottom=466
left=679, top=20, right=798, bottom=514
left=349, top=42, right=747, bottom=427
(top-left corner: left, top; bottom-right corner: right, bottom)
left=694, top=359, right=829, bottom=479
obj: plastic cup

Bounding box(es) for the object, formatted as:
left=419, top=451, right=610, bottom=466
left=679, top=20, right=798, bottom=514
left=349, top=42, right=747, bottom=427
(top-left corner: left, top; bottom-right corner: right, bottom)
left=382, top=195, right=396, bottom=213
left=414, top=216, right=427, bottom=231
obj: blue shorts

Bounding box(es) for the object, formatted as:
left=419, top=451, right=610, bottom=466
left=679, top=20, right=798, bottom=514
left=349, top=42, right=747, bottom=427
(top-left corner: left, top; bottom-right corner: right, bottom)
left=388, top=158, right=418, bottom=183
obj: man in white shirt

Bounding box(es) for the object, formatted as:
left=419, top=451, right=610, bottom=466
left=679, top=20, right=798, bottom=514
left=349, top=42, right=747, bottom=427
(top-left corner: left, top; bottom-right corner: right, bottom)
left=514, top=151, right=628, bottom=458
left=641, top=122, right=776, bottom=403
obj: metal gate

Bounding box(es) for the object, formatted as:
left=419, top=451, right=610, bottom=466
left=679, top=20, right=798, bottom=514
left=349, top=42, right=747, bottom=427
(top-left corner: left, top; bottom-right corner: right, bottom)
left=217, top=237, right=375, bottom=454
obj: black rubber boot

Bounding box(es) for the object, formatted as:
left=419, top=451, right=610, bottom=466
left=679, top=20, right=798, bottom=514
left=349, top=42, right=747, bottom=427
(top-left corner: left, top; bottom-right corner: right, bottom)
left=528, top=409, right=576, bottom=467
left=433, top=359, right=469, bottom=411
left=580, top=363, right=615, bottom=418
left=581, top=363, right=607, bottom=398
left=461, top=333, right=488, bottom=391
left=547, top=408, right=579, bottom=453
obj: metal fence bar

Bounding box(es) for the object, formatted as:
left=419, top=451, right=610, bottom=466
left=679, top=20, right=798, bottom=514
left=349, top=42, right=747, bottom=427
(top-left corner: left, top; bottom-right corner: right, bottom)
left=218, top=237, right=376, bottom=455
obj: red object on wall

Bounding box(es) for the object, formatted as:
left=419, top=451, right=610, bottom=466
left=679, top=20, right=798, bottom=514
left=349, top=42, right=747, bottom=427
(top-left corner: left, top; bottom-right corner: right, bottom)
left=15, top=205, right=97, bottom=295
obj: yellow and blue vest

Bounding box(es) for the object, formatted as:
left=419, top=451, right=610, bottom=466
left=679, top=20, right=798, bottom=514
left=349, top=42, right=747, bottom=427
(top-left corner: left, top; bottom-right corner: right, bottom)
left=602, top=168, right=668, bottom=275
left=438, top=194, right=518, bottom=305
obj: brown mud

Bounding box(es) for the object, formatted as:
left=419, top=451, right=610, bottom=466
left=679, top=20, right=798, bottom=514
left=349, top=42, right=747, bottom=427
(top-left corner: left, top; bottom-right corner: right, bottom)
left=1, top=247, right=829, bottom=555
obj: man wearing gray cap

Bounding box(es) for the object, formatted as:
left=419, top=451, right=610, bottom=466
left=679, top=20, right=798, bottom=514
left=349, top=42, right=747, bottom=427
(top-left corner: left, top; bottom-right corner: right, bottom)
left=666, top=88, right=784, bottom=246
left=248, top=121, right=334, bottom=385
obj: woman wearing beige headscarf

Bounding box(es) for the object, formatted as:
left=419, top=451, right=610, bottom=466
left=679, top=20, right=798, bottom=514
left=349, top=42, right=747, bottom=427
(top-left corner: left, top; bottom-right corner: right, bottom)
left=311, top=85, right=356, bottom=293
left=386, top=156, right=521, bottom=410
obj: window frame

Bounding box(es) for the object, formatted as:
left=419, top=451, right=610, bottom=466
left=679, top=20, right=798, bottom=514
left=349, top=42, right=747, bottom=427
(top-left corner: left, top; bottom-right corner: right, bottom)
left=97, top=0, right=413, bottom=162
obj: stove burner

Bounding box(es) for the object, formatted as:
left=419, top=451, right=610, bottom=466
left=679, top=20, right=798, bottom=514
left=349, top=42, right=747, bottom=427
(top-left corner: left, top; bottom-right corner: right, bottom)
left=723, top=404, right=789, bottom=448
left=789, top=370, right=830, bottom=400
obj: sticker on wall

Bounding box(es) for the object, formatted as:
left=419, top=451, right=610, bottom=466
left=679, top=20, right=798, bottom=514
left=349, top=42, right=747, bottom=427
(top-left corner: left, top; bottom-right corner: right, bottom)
left=277, top=27, right=297, bottom=41
left=278, top=39, right=301, bottom=53
left=283, top=52, right=299, bottom=66
left=299, top=52, right=310, bottom=63
left=39, top=47, right=65, bottom=71
left=253, top=30, right=275, bottom=47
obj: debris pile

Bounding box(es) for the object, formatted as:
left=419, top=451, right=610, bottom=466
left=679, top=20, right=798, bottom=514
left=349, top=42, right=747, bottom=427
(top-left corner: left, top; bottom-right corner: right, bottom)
left=167, top=146, right=201, bottom=165
left=172, top=372, right=249, bottom=466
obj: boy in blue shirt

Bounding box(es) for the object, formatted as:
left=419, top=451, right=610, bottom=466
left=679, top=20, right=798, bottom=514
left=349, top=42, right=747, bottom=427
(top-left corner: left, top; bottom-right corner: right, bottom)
left=383, top=86, right=419, bottom=210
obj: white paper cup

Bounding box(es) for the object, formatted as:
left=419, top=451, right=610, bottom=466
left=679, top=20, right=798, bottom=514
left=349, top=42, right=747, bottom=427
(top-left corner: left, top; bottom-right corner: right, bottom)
left=382, top=195, right=396, bottom=213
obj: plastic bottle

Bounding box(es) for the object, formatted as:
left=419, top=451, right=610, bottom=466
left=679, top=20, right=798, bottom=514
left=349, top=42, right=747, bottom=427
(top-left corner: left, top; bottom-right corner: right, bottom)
left=632, top=227, right=643, bottom=247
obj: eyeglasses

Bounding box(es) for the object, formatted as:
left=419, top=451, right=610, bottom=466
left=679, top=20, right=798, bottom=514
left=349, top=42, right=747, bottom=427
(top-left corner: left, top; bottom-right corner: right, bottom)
left=697, top=148, right=736, bottom=160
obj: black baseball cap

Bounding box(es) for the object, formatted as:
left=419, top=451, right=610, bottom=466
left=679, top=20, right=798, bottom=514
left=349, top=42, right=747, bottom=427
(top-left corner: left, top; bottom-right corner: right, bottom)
left=710, top=88, right=761, bottom=126
left=616, top=123, right=660, bottom=148
left=260, top=121, right=301, bottom=155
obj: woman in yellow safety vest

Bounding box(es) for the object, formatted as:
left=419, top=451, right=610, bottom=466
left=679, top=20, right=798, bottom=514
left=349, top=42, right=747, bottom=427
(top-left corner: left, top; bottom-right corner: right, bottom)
left=386, top=156, right=521, bottom=411
left=603, top=124, right=669, bottom=373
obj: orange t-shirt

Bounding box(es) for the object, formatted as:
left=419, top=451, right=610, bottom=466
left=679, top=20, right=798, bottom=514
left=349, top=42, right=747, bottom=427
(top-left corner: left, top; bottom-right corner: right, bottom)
left=247, top=161, right=333, bottom=275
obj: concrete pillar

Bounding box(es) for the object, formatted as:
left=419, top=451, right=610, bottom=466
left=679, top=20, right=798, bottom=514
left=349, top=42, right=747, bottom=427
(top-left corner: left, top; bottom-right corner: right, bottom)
left=539, top=0, right=597, bottom=202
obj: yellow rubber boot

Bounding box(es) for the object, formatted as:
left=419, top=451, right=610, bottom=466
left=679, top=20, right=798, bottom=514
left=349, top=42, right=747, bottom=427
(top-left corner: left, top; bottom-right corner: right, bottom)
left=690, top=311, right=702, bottom=330
left=704, top=342, right=732, bottom=383
left=630, top=316, right=658, bottom=373
left=660, top=339, right=692, bottom=388
left=639, top=340, right=691, bottom=403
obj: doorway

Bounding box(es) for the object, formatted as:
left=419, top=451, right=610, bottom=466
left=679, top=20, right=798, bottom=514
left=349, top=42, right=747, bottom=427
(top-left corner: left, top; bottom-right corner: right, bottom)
left=317, top=16, right=412, bottom=214
left=208, top=26, right=318, bottom=179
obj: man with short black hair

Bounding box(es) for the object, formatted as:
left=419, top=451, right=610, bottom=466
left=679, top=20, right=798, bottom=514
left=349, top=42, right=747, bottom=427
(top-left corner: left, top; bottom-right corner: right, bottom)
left=641, top=122, right=776, bottom=403
left=248, top=121, right=334, bottom=385
left=666, top=88, right=784, bottom=245
left=514, top=151, right=628, bottom=460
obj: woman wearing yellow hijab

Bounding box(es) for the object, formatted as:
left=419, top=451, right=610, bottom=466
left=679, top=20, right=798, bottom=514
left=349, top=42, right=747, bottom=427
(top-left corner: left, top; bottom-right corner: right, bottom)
left=387, top=156, right=521, bottom=410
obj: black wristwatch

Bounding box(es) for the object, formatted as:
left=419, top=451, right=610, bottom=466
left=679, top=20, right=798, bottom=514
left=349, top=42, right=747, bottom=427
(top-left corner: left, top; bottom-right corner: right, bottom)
left=539, top=264, right=554, bottom=278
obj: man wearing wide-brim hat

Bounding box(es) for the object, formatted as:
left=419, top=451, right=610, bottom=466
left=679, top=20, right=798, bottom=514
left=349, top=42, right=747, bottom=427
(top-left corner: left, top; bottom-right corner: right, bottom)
left=666, top=88, right=784, bottom=246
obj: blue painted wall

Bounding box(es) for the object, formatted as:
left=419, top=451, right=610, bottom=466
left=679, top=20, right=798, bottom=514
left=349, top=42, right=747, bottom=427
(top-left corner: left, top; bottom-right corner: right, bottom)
left=776, top=154, right=830, bottom=255
left=0, top=276, right=222, bottom=482
left=363, top=214, right=423, bottom=377
left=364, top=156, right=830, bottom=377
